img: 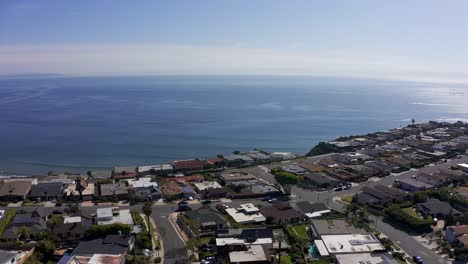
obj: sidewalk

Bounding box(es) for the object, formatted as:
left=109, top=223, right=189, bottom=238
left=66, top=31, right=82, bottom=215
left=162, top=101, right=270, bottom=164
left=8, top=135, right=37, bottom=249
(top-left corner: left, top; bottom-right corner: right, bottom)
left=168, top=212, right=190, bottom=242
left=141, top=214, right=164, bottom=262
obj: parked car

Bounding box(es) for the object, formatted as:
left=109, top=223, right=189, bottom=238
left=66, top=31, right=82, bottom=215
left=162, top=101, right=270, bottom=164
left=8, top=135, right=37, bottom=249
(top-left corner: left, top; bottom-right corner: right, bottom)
left=268, top=198, right=278, bottom=203
left=413, top=256, right=423, bottom=264
left=334, top=187, right=343, bottom=191
left=201, top=200, right=212, bottom=204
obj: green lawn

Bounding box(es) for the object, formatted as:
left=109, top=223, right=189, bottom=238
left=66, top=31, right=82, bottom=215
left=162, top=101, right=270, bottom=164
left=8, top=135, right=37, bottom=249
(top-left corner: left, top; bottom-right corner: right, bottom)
left=308, top=258, right=333, bottom=264
left=340, top=195, right=353, bottom=204
left=292, top=225, right=309, bottom=240
left=401, top=207, right=422, bottom=219
left=198, top=236, right=213, bottom=245
left=275, top=255, right=291, bottom=264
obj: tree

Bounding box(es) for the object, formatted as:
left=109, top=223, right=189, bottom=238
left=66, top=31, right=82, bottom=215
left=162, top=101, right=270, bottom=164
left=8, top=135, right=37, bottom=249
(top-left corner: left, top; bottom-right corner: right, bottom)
left=19, top=226, right=32, bottom=240
left=411, top=118, right=415, bottom=125
left=142, top=202, right=153, bottom=217
left=87, top=170, right=92, bottom=178
left=233, top=150, right=240, bottom=155
left=185, top=238, right=199, bottom=261
left=345, top=203, right=360, bottom=217
left=217, top=154, right=224, bottom=159
left=66, top=202, right=79, bottom=214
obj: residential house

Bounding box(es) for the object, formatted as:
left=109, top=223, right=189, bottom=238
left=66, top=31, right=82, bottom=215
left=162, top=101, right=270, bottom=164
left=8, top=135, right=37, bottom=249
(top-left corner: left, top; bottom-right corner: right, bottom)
left=260, top=202, right=303, bottom=224
left=58, top=254, right=126, bottom=264
left=193, top=181, right=226, bottom=199
left=310, top=219, right=366, bottom=237
left=207, top=157, right=225, bottom=168
left=445, top=225, right=468, bottom=244
left=220, top=172, right=257, bottom=184
left=182, top=184, right=197, bottom=199
left=228, top=245, right=271, bottom=264
left=436, top=169, right=467, bottom=181
left=396, top=178, right=433, bottom=192
left=91, top=170, right=112, bottom=180
left=161, top=181, right=184, bottom=201
left=269, top=152, right=296, bottom=161
left=451, top=135, right=468, bottom=148
left=182, top=206, right=228, bottom=233
left=314, top=234, right=385, bottom=258
left=298, top=161, right=323, bottom=173
left=281, top=164, right=307, bottom=175
left=327, top=169, right=359, bottom=182
left=245, top=151, right=271, bottom=163
left=455, top=187, right=468, bottom=200
left=172, top=159, right=207, bottom=172
left=225, top=204, right=266, bottom=224
left=96, top=208, right=134, bottom=226
left=383, top=156, right=414, bottom=169
left=71, top=235, right=134, bottom=257
left=302, top=173, right=339, bottom=188
left=417, top=173, right=451, bottom=187
left=357, top=185, right=410, bottom=206
left=364, top=160, right=401, bottom=175
left=296, top=202, right=331, bottom=219
left=137, top=164, right=173, bottom=176
left=0, top=181, right=32, bottom=202
left=459, top=163, right=468, bottom=173
left=2, top=211, right=46, bottom=241
left=29, top=182, right=63, bottom=201
left=112, top=166, right=137, bottom=180
left=99, top=182, right=129, bottom=200
left=224, top=155, right=254, bottom=167
left=167, top=174, right=205, bottom=183
left=0, top=251, right=17, bottom=264
left=416, top=198, right=463, bottom=220
left=335, top=253, right=398, bottom=264
left=47, top=216, right=92, bottom=241
left=127, top=177, right=161, bottom=201
left=346, top=164, right=381, bottom=178
left=65, top=178, right=95, bottom=201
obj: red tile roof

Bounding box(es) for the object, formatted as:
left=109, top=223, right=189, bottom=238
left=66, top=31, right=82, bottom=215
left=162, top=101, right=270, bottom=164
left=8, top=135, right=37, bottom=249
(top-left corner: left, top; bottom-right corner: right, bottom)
left=167, top=174, right=205, bottom=183
left=173, top=159, right=207, bottom=170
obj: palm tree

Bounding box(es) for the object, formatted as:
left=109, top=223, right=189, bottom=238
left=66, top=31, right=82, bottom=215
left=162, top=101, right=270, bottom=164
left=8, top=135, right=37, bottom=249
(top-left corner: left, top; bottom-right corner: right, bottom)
left=185, top=238, right=198, bottom=262
left=19, top=226, right=32, bottom=240
left=345, top=203, right=359, bottom=217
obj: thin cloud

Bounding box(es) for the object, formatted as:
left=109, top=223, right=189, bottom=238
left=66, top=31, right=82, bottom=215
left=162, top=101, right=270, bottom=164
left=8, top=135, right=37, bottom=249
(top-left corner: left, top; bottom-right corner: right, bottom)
left=0, top=44, right=468, bottom=83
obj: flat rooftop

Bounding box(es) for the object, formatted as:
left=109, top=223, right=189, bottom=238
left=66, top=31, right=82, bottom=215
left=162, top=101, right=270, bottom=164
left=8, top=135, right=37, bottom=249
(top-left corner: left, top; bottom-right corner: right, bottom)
left=335, top=252, right=398, bottom=264
left=229, top=245, right=268, bottom=263
left=216, top=237, right=272, bottom=246
left=225, top=208, right=266, bottom=224
left=239, top=203, right=260, bottom=213
left=319, top=234, right=385, bottom=254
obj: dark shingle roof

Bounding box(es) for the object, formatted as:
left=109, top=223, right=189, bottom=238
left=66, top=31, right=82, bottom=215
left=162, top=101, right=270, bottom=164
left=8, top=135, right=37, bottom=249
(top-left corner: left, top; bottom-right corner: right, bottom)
left=29, top=182, right=63, bottom=198
left=296, top=202, right=328, bottom=214
left=0, top=250, right=16, bottom=263
left=71, top=235, right=131, bottom=256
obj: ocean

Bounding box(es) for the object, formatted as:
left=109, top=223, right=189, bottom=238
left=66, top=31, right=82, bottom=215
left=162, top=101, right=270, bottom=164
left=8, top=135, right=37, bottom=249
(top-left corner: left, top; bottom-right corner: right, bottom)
left=1, top=75, right=468, bottom=175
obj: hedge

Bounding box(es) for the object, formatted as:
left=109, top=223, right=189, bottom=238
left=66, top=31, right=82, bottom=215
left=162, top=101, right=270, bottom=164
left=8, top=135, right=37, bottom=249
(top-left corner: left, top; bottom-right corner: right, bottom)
left=384, top=204, right=432, bottom=230
left=0, top=209, right=15, bottom=237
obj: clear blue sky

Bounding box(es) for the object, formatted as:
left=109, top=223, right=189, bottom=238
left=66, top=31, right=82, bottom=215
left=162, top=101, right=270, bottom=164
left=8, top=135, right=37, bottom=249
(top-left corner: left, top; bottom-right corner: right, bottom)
left=1, top=0, right=468, bottom=82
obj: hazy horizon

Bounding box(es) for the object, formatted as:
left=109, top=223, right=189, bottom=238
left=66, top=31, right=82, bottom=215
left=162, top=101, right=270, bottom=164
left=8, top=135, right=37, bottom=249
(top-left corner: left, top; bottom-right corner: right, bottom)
left=2, top=1, right=468, bottom=83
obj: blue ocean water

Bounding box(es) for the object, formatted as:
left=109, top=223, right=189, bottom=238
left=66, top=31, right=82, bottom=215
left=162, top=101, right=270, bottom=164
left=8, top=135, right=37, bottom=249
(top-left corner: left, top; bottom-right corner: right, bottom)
left=1, top=76, right=468, bottom=175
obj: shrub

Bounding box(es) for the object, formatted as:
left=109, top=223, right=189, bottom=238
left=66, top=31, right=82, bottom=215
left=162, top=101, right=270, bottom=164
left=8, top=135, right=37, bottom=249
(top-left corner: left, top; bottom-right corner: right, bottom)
left=135, top=231, right=152, bottom=250
left=84, top=223, right=131, bottom=239
left=131, top=212, right=147, bottom=231
left=0, top=209, right=15, bottom=237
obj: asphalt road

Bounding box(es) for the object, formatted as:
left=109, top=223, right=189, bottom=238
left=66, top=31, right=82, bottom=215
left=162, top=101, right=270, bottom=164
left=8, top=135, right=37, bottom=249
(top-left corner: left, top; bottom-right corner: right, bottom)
left=150, top=204, right=188, bottom=264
